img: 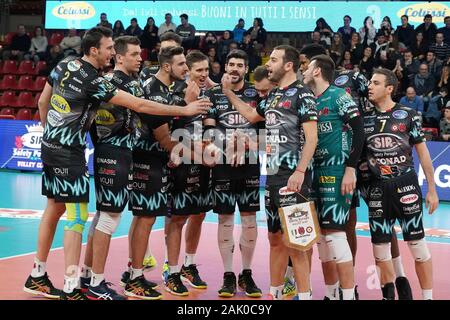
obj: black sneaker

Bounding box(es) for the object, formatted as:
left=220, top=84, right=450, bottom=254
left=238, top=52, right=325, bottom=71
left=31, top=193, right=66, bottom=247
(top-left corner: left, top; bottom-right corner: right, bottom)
left=124, top=275, right=162, bottom=300
left=120, top=271, right=158, bottom=289
left=60, top=288, right=88, bottom=300
left=87, top=280, right=126, bottom=300
left=218, top=272, right=237, bottom=298
left=23, top=273, right=61, bottom=299
left=354, top=285, right=359, bottom=300
left=181, top=264, right=207, bottom=289
left=165, top=273, right=189, bottom=296
left=395, top=277, right=413, bottom=300
left=382, top=282, right=396, bottom=300
left=80, top=276, right=90, bottom=293
left=238, top=269, right=262, bottom=298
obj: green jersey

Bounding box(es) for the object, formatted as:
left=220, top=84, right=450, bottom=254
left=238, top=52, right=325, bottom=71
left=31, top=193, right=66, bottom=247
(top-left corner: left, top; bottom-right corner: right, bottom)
left=314, top=85, right=360, bottom=167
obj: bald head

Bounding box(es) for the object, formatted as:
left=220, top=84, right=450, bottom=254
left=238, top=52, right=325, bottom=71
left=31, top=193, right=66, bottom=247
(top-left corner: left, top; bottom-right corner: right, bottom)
left=406, top=87, right=416, bottom=100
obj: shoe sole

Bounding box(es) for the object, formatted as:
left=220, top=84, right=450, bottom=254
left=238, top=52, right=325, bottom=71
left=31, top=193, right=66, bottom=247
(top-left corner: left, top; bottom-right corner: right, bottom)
left=180, top=275, right=208, bottom=289
left=23, top=286, right=60, bottom=299
left=218, top=292, right=235, bottom=298
left=164, top=286, right=189, bottom=296
left=282, top=290, right=297, bottom=297
left=123, top=290, right=162, bottom=300
left=238, top=285, right=262, bottom=298
left=120, top=280, right=158, bottom=290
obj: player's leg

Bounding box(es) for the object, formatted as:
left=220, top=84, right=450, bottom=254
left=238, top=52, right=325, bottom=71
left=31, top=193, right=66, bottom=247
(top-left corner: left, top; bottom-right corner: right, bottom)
left=391, top=231, right=413, bottom=300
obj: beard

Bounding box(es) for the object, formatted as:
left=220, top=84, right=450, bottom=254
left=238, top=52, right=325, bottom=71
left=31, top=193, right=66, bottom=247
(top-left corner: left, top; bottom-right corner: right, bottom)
left=170, top=69, right=186, bottom=82
left=268, top=67, right=284, bottom=83
left=229, top=72, right=244, bottom=84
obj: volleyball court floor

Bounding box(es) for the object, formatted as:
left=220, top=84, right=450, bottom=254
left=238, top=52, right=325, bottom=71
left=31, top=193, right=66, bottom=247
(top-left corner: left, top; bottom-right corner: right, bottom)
left=0, top=170, right=449, bottom=300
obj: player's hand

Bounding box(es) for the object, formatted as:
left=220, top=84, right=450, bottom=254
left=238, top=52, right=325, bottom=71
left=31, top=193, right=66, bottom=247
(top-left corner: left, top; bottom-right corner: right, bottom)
left=185, top=80, right=201, bottom=104
left=184, top=99, right=212, bottom=116
left=221, top=74, right=233, bottom=92
left=287, top=171, right=305, bottom=192
left=341, top=167, right=356, bottom=195
left=425, top=189, right=439, bottom=215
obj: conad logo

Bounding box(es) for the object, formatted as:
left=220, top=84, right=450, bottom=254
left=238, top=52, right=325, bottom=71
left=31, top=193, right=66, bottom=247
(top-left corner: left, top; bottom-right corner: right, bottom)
left=96, top=109, right=115, bottom=126
left=397, top=2, right=449, bottom=23
left=52, top=1, right=95, bottom=20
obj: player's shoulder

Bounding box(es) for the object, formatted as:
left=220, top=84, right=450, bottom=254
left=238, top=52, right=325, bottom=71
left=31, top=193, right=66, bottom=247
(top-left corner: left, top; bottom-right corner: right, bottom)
left=242, top=83, right=258, bottom=98
left=209, top=84, right=222, bottom=93
left=394, top=103, right=418, bottom=118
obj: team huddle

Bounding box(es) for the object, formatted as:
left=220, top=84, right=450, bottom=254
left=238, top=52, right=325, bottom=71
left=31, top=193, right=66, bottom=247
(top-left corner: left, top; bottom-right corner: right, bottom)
left=22, top=26, right=439, bottom=301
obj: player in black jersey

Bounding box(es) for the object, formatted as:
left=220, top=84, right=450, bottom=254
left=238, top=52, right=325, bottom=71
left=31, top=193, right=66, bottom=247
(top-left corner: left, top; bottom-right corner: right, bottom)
left=365, top=68, right=439, bottom=300
left=23, top=27, right=210, bottom=300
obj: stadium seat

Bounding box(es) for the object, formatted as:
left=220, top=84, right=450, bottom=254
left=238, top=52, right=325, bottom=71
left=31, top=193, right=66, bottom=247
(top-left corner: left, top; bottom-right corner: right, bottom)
left=17, top=75, right=34, bottom=91
left=49, top=32, right=64, bottom=46
left=0, top=107, right=14, bottom=116
left=32, top=92, right=41, bottom=108
left=0, top=60, right=18, bottom=75
left=32, top=61, right=47, bottom=75
left=15, top=91, right=34, bottom=108
left=0, top=75, right=18, bottom=90
left=0, top=91, right=16, bottom=107
left=4, top=32, right=16, bottom=46
left=15, top=108, right=32, bottom=120
left=31, top=76, right=47, bottom=92
left=17, top=61, right=34, bottom=75
left=0, top=114, right=15, bottom=119
left=32, top=109, right=40, bottom=121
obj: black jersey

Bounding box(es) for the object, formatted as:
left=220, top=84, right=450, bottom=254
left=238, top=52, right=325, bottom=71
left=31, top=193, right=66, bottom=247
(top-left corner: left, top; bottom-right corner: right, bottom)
left=42, top=57, right=118, bottom=166
left=333, top=70, right=369, bottom=112
left=363, top=103, right=426, bottom=180
left=95, top=70, right=142, bottom=150
left=255, top=80, right=318, bottom=185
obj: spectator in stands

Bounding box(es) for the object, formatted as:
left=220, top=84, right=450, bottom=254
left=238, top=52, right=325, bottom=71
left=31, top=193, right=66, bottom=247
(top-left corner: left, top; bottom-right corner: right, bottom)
left=425, top=51, right=443, bottom=82
left=97, top=13, right=112, bottom=29
left=112, top=20, right=125, bottom=39
left=439, top=103, right=450, bottom=141
left=140, top=17, right=159, bottom=50
left=401, top=49, right=420, bottom=87
left=247, top=17, right=267, bottom=50
left=436, top=64, right=450, bottom=94
left=204, top=32, right=218, bottom=51
left=207, top=47, right=219, bottom=66
left=176, top=13, right=196, bottom=50
left=359, top=46, right=375, bottom=78
left=379, top=16, right=394, bottom=38
left=395, top=15, right=415, bottom=48
left=338, top=15, right=356, bottom=47
left=437, top=16, right=450, bottom=46
left=222, top=41, right=239, bottom=65
left=126, top=18, right=143, bottom=37
left=329, top=32, right=345, bottom=66
left=314, top=17, right=333, bottom=47
left=310, top=31, right=329, bottom=49
left=423, top=93, right=444, bottom=128
left=209, top=61, right=223, bottom=83
left=2, top=24, right=31, bottom=62
left=370, top=32, right=388, bottom=64
left=410, top=31, right=428, bottom=60
left=339, top=50, right=354, bottom=71
left=412, top=63, right=435, bottom=98
left=415, top=14, right=437, bottom=47
left=233, top=18, right=246, bottom=43
left=59, top=28, right=81, bottom=57
left=359, top=16, right=376, bottom=47
left=148, top=42, right=161, bottom=64
left=25, top=26, right=48, bottom=62
left=45, top=44, right=64, bottom=75
left=429, top=33, right=450, bottom=62
left=158, top=13, right=177, bottom=37
left=400, top=87, right=424, bottom=113
left=238, top=34, right=260, bottom=73
left=348, top=32, right=363, bottom=65
left=218, top=30, right=234, bottom=59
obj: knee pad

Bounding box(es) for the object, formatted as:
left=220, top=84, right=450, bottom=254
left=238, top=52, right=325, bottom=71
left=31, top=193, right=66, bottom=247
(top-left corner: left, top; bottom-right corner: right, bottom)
left=64, top=203, right=89, bottom=234
left=372, top=242, right=392, bottom=262
left=218, top=215, right=235, bottom=249
left=88, top=211, right=100, bottom=237
left=95, top=211, right=122, bottom=235
left=317, top=234, right=332, bottom=263
left=407, top=239, right=431, bottom=262
left=240, top=215, right=257, bottom=249
left=325, top=232, right=353, bottom=264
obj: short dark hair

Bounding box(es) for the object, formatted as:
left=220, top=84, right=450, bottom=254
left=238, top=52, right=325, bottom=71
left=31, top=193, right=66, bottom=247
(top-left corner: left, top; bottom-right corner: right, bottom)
left=310, top=54, right=335, bottom=83
left=274, top=45, right=300, bottom=72
left=180, top=13, right=188, bottom=20
left=401, top=15, right=409, bottom=20
left=299, top=43, right=327, bottom=60
left=445, top=16, right=450, bottom=21
left=344, top=15, right=352, bottom=22
left=101, top=13, right=107, bottom=17
left=186, top=50, right=208, bottom=69
left=424, top=14, right=432, bottom=20
left=253, top=66, right=269, bottom=82
left=165, top=13, right=172, bottom=17
left=159, top=32, right=182, bottom=45
left=373, top=68, right=398, bottom=96
left=114, top=36, right=141, bottom=56
left=158, top=46, right=184, bottom=66
left=131, top=18, right=137, bottom=23
left=254, top=17, right=263, bottom=27
left=226, top=49, right=249, bottom=66
left=81, top=26, right=113, bottom=56
left=239, top=18, right=244, bottom=23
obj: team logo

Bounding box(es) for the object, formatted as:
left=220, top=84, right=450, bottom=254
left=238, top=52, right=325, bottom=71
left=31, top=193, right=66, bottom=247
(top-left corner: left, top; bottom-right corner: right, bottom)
left=400, top=194, right=419, bottom=204
left=334, top=75, right=349, bottom=86
left=392, top=110, right=408, bottom=120
left=285, top=88, right=298, bottom=97
left=244, top=88, right=257, bottom=97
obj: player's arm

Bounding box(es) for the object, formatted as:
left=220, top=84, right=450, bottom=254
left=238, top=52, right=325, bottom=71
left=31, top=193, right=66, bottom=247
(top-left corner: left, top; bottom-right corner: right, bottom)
left=221, top=74, right=264, bottom=123
left=38, top=83, right=52, bottom=126
left=415, top=142, right=439, bottom=214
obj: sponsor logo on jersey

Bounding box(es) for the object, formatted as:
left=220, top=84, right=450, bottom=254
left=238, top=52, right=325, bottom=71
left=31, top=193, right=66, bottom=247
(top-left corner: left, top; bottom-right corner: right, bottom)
left=400, top=194, right=419, bottom=204
left=380, top=165, right=393, bottom=175
left=370, top=187, right=382, bottom=199
left=371, top=209, right=384, bottom=218
left=318, top=121, right=333, bottom=133
left=392, top=110, right=408, bottom=120
left=334, top=75, right=349, bottom=86
left=67, top=60, right=81, bottom=72
left=319, top=176, right=335, bottom=184
left=397, top=185, right=416, bottom=193
left=278, top=100, right=292, bottom=109
left=244, top=88, right=257, bottom=97
left=403, top=203, right=421, bottom=214
left=368, top=133, right=402, bottom=152
left=47, top=110, right=64, bottom=127
left=399, top=123, right=407, bottom=132
left=319, top=107, right=329, bottom=116
left=285, top=88, right=298, bottom=97
left=265, top=110, right=286, bottom=128
left=315, top=148, right=329, bottom=157
left=369, top=201, right=382, bottom=208
left=391, top=124, right=399, bottom=132
left=190, top=166, right=200, bottom=175
left=359, top=161, right=368, bottom=171
left=96, top=109, right=116, bottom=126
left=51, top=94, right=71, bottom=113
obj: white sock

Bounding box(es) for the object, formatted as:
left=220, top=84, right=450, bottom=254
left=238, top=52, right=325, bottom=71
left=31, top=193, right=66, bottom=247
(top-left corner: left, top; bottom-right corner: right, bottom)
left=270, top=285, right=284, bottom=300
left=81, top=264, right=92, bottom=278
left=145, top=245, right=153, bottom=258
left=218, top=215, right=235, bottom=273
left=240, top=215, right=257, bottom=271
left=31, top=257, right=46, bottom=278
left=184, top=254, right=195, bottom=266
left=169, top=265, right=180, bottom=274
left=325, top=281, right=339, bottom=300
left=392, top=256, right=406, bottom=278
left=90, top=272, right=104, bottom=287
left=130, top=268, right=143, bottom=280
left=285, top=265, right=294, bottom=281
left=342, top=287, right=355, bottom=300
left=297, top=291, right=312, bottom=300
left=63, top=276, right=79, bottom=293
left=422, top=289, right=433, bottom=300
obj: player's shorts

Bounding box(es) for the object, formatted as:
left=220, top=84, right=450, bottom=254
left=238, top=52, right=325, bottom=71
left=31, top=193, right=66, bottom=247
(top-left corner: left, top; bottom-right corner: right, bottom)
left=313, top=166, right=352, bottom=231
left=212, top=176, right=260, bottom=215
left=94, top=144, right=132, bottom=213
left=367, top=171, right=425, bottom=243
left=170, top=164, right=212, bottom=216
left=130, top=150, right=170, bottom=217
left=265, top=171, right=312, bottom=234
left=42, top=163, right=90, bottom=203
left=350, top=191, right=360, bottom=209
